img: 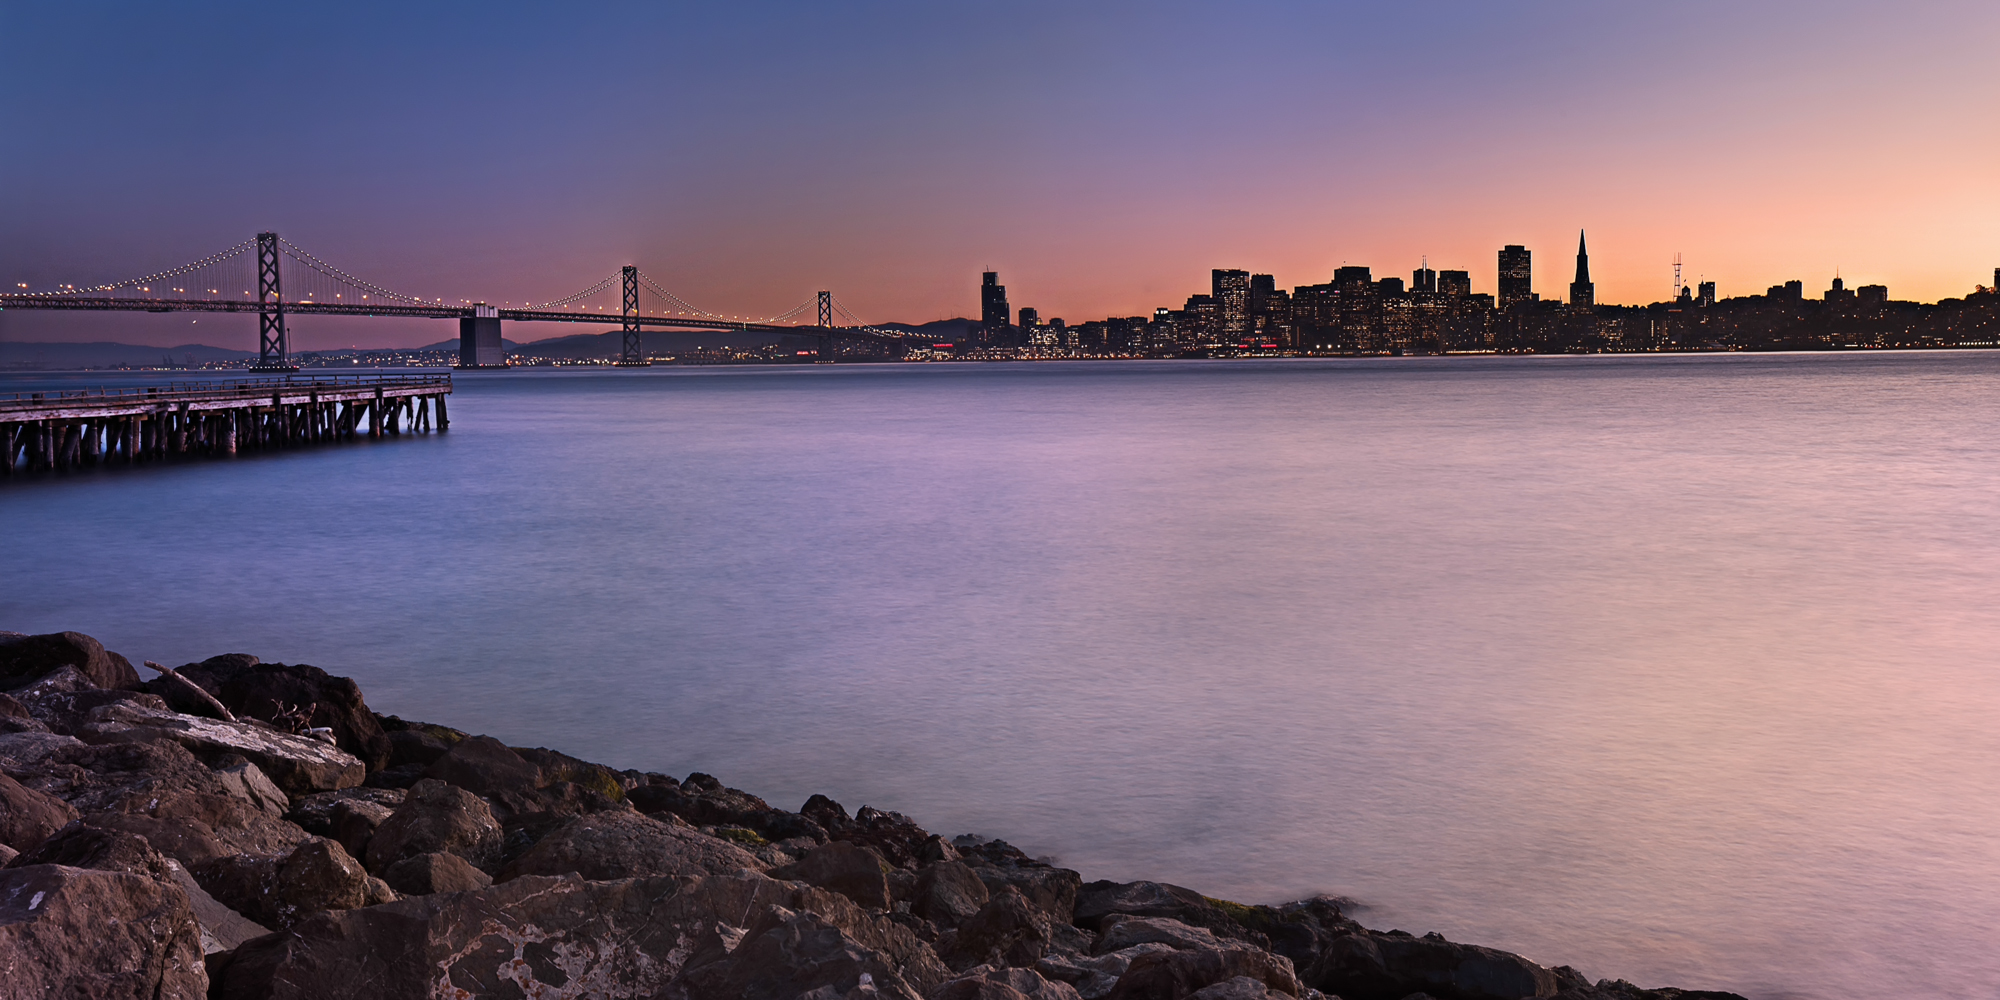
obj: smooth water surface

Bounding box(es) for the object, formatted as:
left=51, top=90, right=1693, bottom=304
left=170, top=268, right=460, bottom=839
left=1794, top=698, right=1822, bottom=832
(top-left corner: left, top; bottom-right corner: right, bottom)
left=5, top=354, right=1999, bottom=999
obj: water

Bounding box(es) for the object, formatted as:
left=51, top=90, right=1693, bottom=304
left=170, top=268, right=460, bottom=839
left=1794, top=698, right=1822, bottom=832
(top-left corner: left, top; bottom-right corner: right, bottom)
left=5, top=354, right=1999, bottom=999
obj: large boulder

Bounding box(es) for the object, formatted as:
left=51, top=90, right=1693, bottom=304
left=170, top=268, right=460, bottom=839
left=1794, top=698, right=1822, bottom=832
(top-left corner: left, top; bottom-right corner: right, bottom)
left=1308, top=928, right=1564, bottom=1000
left=0, top=770, right=78, bottom=852
left=936, top=967, right=1086, bottom=1000
left=0, top=729, right=84, bottom=770
left=1099, top=915, right=1228, bottom=954
left=5, top=822, right=271, bottom=955
left=381, top=851, right=492, bottom=895
left=184, top=661, right=392, bottom=771
left=0, top=864, right=208, bottom=999
left=208, top=756, right=290, bottom=817
left=1075, top=881, right=1264, bottom=946
left=74, top=700, right=365, bottom=795
left=1102, top=943, right=1302, bottom=1000
left=419, top=735, right=629, bottom=827
left=9, top=739, right=311, bottom=868
left=7, top=664, right=168, bottom=735
left=0, top=631, right=141, bottom=691
left=1037, top=943, right=1180, bottom=999
left=195, top=836, right=390, bottom=929
left=288, top=786, right=405, bottom=860
left=363, top=778, right=503, bottom=874
left=500, top=807, right=764, bottom=881
left=212, top=871, right=951, bottom=1000
left=669, top=904, right=930, bottom=1000
left=910, top=860, right=992, bottom=928
left=771, top=840, right=893, bottom=910
left=945, top=885, right=1053, bottom=971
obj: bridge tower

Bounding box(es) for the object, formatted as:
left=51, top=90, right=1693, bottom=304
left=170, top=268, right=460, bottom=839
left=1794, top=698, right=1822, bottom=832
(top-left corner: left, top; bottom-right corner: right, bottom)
left=616, top=265, right=650, bottom=367
left=250, top=232, right=297, bottom=372
left=816, top=290, right=835, bottom=364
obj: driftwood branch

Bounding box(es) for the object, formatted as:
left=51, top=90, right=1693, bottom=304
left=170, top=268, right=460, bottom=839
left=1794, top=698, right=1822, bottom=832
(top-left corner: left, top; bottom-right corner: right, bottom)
left=141, top=660, right=235, bottom=722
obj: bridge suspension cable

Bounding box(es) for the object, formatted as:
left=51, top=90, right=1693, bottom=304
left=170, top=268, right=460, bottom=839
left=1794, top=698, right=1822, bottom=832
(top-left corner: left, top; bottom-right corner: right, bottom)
left=276, top=239, right=433, bottom=306
left=10, top=239, right=256, bottom=301
left=535, top=273, right=621, bottom=310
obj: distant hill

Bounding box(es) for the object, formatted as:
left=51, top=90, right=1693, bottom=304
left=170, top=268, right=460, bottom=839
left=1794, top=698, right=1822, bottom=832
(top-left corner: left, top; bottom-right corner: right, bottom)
left=507, top=328, right=789, bottom=360
left=0, top=341, right=257, bottom=369
left=872, top=318, right=979, bottom=342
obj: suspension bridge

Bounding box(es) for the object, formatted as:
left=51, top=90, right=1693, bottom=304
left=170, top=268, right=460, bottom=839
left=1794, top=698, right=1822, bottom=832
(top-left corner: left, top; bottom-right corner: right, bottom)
left=0, top=233, right=906, bottom=370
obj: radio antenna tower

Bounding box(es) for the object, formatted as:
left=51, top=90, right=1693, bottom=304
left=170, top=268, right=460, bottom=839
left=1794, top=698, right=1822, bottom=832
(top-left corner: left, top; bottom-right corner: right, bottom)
left=1674, top=254, right=1684, bottom=298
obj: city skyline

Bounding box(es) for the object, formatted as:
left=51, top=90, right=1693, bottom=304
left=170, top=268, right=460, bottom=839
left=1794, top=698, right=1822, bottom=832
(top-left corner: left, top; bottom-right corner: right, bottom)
left=5, top=1, right=1999, bottom=349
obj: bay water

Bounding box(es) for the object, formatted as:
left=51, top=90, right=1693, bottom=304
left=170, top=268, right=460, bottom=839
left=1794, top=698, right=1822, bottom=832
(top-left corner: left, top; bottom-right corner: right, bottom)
left=5, top=354, right=1999, bottom=999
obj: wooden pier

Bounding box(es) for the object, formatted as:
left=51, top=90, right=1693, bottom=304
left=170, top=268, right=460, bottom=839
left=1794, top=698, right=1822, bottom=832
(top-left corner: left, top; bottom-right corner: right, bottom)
left=1, top=374, right=451, bottom=475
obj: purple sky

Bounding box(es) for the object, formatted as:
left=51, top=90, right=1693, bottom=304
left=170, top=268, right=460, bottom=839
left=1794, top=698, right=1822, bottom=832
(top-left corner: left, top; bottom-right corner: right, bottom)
left=4, top=1, right=1997, bottom=349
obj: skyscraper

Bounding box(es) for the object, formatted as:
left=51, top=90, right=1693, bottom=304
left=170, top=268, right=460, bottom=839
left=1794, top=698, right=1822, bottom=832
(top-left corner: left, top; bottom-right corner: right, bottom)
left=1213, top=269, right=1250, bottom=338
left=1412, top=262, right=1438, bottom=294
left=1569, top=231, right=1594, bottom=310
left=1438, top=270, right=1471, bottom=297
left=1249, top=273, right=1276, bottom=313
left=1498, top=245, right=1532, bottom=307
left=980, top=271, right=1010, bottom=341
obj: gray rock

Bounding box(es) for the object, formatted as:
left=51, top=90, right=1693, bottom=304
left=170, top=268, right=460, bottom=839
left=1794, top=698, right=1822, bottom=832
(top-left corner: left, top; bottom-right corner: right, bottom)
left=1098, top=915, right=1225, bottom=954
left=13, top=739, right=311, bottom=868
left=1189, top=976, right=1279, bottom=999
left=0, top=631, right=142, bottom=691
left=75, top=700, right=365, bottom=795
left=1038, top=943, right=1179, bottom=1000
left=0, top=729, right=85, bottom=769
left=1103, top=944, right=1302, bottom=1000
left=363, top=778, right=503, bottom=874
left=911, top=859, right=992, bottom=928
left=0, top=864, right=208, bottom=999
left=209, top=757, right=290, bottom=817
left=670, top=903, right=930, bottom=1000
left=195, top=836, right=385, bottom=930
left=13, top=822, right=277, bottom=957
left=501, top=806, right=764, bottom=881
left=936, top=967, right=1085, bottom=1000
left=1075, top=880, right=1258, bottom=945
left=0, top=770, right=78, bottom=852
left=213, top=871, right=950, bottom=1000
left=946, top=885, right=1052, bottom=971
left=381, top=851, right=493, bottom=895
left=772, top=840, right=893, bottom=910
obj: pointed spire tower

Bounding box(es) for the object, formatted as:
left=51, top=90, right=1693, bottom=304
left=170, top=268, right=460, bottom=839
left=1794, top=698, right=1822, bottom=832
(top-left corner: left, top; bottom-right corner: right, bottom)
left=1569, top=230, right=1595, bottom=310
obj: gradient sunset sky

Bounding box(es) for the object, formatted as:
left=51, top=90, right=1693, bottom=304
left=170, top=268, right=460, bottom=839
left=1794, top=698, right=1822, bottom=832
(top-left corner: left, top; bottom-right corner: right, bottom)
left=4, top=1, right=1998, bottom=349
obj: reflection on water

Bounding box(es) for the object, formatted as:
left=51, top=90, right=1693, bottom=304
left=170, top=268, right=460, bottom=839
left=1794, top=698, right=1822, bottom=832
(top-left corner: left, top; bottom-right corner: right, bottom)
left=5, top=354, right=1999, bottom=999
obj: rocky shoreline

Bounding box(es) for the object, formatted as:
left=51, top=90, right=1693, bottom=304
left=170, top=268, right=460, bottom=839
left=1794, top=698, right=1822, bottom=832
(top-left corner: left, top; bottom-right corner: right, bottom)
left=0, top=630, right=1748, bottom=1000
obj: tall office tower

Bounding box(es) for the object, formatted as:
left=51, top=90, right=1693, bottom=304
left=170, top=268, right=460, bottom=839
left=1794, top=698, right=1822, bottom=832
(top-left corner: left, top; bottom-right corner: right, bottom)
left=1250, top=273, right=1276, bottom=313
left=1213, top=269, right=1251, bottom=338
left=1568, top=231, right=1594, bottom=309
left=1412, top=263, right=1438, bottom=294
left=980, top=271, right=1010, bottom=340
left=1018, top=306, right=1039, bottom=328
left=1498, top=245, right=1532, bottom=307
left=1438, top=270, right=1471, bottom=297
left=1697, top=281, right=1716, bottom=307
left=1332, top=265, right=1373, bottom=291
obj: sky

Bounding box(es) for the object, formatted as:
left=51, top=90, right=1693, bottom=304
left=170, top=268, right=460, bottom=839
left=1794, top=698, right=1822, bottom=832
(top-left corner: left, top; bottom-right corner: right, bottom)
left=3, top=0, right=1998, bottom=349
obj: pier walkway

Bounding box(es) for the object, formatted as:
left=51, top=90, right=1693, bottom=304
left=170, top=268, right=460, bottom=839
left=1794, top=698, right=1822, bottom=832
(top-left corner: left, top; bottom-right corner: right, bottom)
left=1, top=374, right=451, bottom=475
